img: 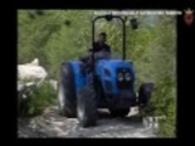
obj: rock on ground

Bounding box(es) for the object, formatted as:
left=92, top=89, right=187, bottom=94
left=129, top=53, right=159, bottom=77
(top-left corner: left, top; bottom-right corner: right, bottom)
left=18, top=58, right=47, bottom=82
left=17, top=58, right=48, bottom=101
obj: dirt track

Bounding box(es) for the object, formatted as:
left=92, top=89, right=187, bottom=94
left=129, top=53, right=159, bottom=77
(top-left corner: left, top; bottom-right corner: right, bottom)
left=18, top=106, right=157, bottom=138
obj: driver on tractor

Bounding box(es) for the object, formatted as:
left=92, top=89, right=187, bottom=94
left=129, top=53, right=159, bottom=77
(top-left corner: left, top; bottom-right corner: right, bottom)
left=91, top=32, right=111, bottom=54
left=80, top=32, right=111, bottom=72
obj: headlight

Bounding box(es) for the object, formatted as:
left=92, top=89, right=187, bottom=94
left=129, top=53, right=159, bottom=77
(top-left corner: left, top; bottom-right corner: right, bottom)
left=118, top=73, right=124, bottom=81
left=125, top=72, right=131, bottom=81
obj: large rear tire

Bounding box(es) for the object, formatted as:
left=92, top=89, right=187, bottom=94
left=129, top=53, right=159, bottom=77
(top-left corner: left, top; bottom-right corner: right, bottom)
left=58, top=62, right=76, bottom=117
left=77, top=82, right=97, bottom=127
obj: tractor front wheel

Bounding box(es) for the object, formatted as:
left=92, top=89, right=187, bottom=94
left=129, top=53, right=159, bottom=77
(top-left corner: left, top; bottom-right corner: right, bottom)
left=77, top=83, right=97, bottom=127
left=138, top=83, right=154, bottom=107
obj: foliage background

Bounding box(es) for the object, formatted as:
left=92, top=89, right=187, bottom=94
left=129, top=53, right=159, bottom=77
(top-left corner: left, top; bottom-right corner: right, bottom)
left=18, top=10, right=177, bottom=137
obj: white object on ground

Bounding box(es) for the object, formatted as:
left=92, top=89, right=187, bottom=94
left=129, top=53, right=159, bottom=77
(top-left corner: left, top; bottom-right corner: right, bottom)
left=17, top=58, right=48, bottom=99
left=18, top=58, right=47, bottom=84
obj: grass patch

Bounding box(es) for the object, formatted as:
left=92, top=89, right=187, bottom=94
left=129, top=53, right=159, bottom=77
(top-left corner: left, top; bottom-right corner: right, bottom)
left=18, top=81, right=57, bottom=117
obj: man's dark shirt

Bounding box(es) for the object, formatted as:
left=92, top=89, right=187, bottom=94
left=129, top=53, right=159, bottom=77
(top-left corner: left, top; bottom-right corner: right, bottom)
left=92, top=42, right=111, bottom=53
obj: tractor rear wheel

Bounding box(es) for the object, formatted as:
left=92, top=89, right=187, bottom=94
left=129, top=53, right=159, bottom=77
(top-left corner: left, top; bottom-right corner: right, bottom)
left=58, top=62, right=77, bottom=117
left=109, top=108, right=130, bottom=117
left=77, top=82, right=97, bottom=127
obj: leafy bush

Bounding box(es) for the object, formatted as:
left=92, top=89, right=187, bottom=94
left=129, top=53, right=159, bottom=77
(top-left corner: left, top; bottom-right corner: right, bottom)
left=151, top=17, right=176, bottom=137
left=158, top=97, right=176, bottom=137
left=18, top=81, right=56, bottom=117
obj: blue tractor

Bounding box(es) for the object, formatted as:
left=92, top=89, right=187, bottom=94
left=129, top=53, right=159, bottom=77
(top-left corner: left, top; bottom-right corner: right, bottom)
left=58, top=15, right=154, bottom=127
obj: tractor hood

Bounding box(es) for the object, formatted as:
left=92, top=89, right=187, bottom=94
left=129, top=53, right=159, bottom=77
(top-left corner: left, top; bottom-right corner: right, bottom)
left=95, top=59, right=136, bottom=95
left=95, top=59, right=135, bottom=80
